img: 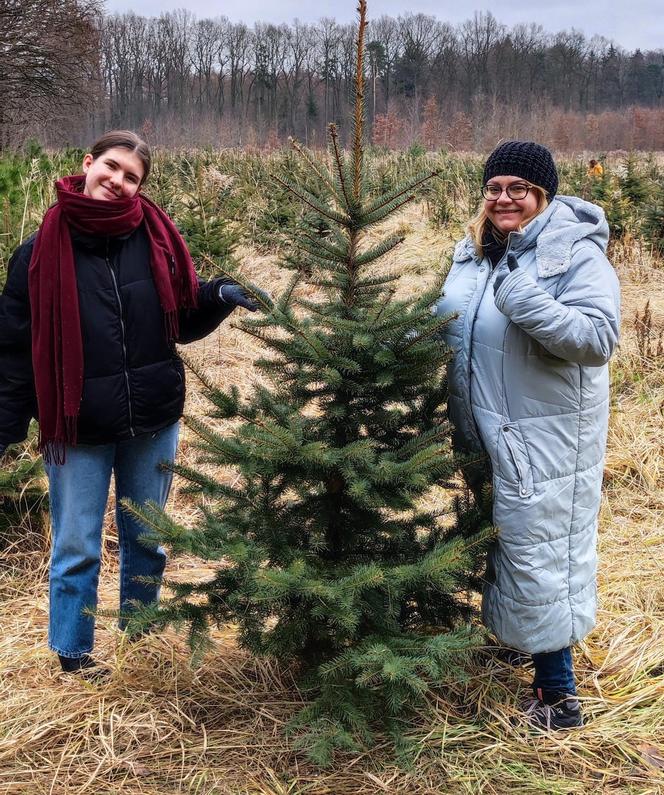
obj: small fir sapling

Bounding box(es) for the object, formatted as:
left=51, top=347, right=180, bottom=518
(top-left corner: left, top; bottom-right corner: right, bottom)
left=173, top=157, right=241, bottom=277
left=0, top=438, right=48, bottom=548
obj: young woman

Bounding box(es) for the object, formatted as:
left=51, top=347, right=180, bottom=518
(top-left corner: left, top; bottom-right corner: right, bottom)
left=0, top=130, right=260, bottom=676
left=432, top=141, right=621, bottom=729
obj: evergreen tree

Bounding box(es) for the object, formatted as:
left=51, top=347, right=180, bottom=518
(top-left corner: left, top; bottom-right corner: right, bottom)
left=643, top=190, right=664, bottom=255
left=620, top=153, right=650, bottom=206
left=0, top=439, right=48, bottom=549
left=173, top=158, right=241, bottom=277
left=125, top=0, right=492, bottom=763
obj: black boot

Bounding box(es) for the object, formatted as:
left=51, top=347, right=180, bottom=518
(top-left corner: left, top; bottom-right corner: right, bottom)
left=58, top=653, right=109, bottom=682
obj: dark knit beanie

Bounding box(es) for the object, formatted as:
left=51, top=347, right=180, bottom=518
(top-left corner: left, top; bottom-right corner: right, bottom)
left=483, top=141, right=558, bottom=198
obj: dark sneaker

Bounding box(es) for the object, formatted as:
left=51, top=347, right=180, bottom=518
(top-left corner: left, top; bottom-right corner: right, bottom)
left=58, top=653, right=110, bottom=682
left=519, top=694, right=584, bottom=730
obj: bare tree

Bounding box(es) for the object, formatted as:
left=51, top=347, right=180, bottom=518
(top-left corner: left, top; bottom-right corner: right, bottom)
left=144, top=18, right=168, bottom=117
left=227, top=22, right=252, bottom=117
left=248, top=23, right=287, bottom=134
left=315, top=18, right=341, bottom=128
left=101, top=13, right=151, bottom=128
left=158, top=11, right=194, bottom=114
left=283, top=20, right=314, bottom=137
left=395, top=13, right=442, bottom=97
left=459, top=11, right=506, bottom=96
left=0, top=0, right=102, bottom=145
left=10, top=5, right=662, bottom=150
left=369, top=15, right=400, bottom=111
left=192, top=17, right=228, bottom=114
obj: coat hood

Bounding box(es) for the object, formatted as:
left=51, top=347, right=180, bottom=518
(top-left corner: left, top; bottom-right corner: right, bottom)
left=454, top=196, right=609, bottom=279
left=533, top=195, right=609, bottom=277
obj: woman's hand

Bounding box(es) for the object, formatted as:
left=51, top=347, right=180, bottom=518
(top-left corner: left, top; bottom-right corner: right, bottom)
left=213, top=278, right=261, bottom=312
left=493, top=253, right=519, bottom=295
left=493, top=249, right=620, bottom=366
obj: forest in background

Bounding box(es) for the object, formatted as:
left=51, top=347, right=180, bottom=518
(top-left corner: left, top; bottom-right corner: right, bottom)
left=2, top=0, right=664, bottom=151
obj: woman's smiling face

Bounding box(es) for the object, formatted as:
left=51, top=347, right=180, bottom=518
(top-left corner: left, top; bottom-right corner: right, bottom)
left=483, top=175, right=541, bottom=234
left=82, top=146, right=144, bottom=201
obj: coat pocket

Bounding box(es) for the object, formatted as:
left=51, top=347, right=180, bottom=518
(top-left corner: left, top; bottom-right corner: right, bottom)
left=499, top=422, right=534, bottom=498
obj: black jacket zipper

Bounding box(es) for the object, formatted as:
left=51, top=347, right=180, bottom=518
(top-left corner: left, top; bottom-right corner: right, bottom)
left=105, top=240, right=135, bottom=437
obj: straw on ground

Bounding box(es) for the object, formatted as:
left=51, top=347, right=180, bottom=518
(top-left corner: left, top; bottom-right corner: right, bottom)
left=1, top=202, right=663, bottom=795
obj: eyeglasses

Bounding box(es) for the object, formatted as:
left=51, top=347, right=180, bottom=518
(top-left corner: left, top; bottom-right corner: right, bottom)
left=482, top=182, right=531, bottom=201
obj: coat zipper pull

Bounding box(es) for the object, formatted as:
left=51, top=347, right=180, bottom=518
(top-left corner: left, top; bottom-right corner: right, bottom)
left=503, top=426, right=531, bottom=497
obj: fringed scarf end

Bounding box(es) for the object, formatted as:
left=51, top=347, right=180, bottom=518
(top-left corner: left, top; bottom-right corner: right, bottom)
left=39, top=417, right=78, bottom=466
left=39, top=438, right=66, bottom=466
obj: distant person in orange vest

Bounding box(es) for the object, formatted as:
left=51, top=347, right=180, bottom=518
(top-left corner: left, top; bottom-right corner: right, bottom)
left=588, top=158, right=604, bottom=177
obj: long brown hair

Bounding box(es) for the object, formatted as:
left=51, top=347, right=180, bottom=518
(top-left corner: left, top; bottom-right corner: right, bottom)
left=467, top=181, right=549, bottom=258
left=88, top=130, right=151, bottom=185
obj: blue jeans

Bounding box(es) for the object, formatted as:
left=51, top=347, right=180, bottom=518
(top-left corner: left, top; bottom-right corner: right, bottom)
left=532, top=647, right=577, bottom=698
left=45, top=423, right=179, bottom=658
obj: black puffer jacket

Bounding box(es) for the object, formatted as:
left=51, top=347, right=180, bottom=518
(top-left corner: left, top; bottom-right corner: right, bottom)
left=0, top=225, right=233, bottom=447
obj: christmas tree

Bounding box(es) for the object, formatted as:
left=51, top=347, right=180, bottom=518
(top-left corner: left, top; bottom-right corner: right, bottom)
left=172, top=157, right=241, bottom=278
left=126, top=0, right=492, bottom=763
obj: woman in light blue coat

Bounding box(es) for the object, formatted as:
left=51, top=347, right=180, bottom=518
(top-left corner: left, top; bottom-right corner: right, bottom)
left=433, top=141, right=620, bottom=730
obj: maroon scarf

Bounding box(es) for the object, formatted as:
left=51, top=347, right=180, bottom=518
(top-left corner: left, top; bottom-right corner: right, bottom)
left=28, top=174, right=199, bottom=464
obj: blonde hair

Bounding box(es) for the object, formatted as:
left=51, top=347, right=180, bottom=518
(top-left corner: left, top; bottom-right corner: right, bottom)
left=467, top=181, right=549, bottom=258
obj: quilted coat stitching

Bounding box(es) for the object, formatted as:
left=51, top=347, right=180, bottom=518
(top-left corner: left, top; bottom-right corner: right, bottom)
left=433, top=195, right=621, bottom=653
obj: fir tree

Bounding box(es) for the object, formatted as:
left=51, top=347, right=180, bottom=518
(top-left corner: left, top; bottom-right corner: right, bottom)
left=620, top=153, right=650, bottom=207
left=0, top=439, right=48, bottom=549
left=125, top=0, right=492, bottom=763
left=643, top=191, right=664, bottom=254
left=174, top=157, right=241, bottom=277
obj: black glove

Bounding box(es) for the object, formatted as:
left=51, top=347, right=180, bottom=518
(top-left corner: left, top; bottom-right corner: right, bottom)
left=493, top=252, right=519, bottom=296
left=214, top=279, right=259, bottom=312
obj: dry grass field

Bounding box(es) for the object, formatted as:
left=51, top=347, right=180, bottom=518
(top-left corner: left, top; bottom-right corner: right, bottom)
left=1, top=202, right=663, bottom=795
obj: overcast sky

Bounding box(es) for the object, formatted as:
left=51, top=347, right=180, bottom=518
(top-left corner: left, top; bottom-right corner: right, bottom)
left=105, top=0, right=662, bottom=52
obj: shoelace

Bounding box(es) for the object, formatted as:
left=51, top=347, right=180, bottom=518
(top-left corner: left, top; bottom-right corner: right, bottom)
left=522, top=697, right=556, bottom=729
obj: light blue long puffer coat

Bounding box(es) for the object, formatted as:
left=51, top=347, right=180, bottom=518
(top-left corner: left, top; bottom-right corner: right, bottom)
left=433, top=196, right=621, bottom=654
